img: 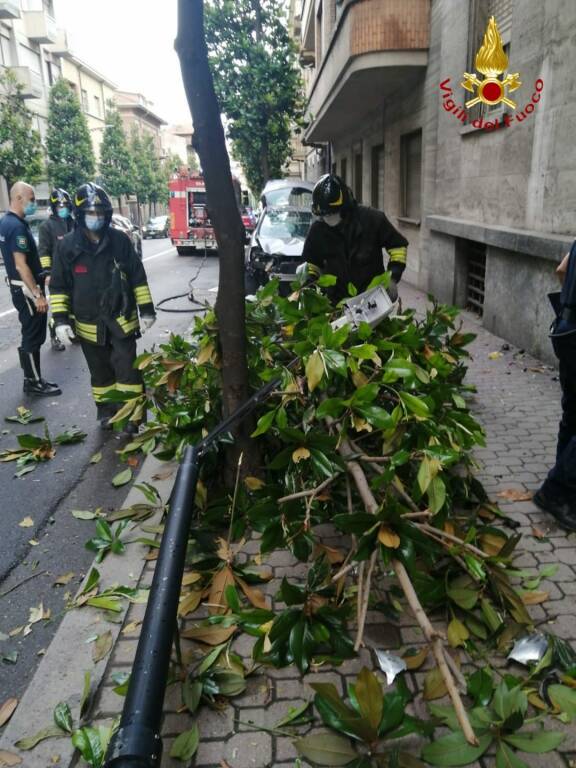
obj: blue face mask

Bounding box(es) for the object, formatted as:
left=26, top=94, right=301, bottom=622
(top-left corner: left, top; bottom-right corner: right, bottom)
left=24, top=201, right=37, bottom=217
left=85, top=214, right=105, bottom=232
left=58, top=207, right=71, bottom=219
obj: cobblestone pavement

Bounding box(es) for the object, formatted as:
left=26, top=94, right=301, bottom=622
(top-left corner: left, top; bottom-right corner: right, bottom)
left=92, top=283, right=576, bottom=768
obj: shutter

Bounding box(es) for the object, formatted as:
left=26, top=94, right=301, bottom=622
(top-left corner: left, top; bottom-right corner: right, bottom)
left=489, top=0, right=512, bottom=42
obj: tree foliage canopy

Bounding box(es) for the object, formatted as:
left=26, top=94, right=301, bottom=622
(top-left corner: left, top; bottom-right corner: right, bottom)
left=46, top=79, right=95, bottom=191
left=98, top=103, right=134, bottom=202
left=204, top=0, right=305, bottom=194
left=0, top=69, right=43, bottom=190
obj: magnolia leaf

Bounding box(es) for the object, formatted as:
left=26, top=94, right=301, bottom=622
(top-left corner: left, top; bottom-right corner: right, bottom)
left=446, top=587, right=478, bottom=611
left=305, top=351, right=324, bottom=392
left=0, top=750, right=23, bottom=766
left=208, top=566, right=235, bottom=615
left=356, top=667, right=383, bottom=730
left=495, top=742, right=530, bottom=768
left=181, top=624, right=237, bottom=645
left=548, top=684, right=576, bottom=722
left=403, top=647, right=429, bottom=670
left=92, top=631, right=113, bottom=663
left=422, top=731, right=492, bottom=766
left=399, top=391, right=430, bottom=418
left=504, top=731, right=564, bottom=754
left=236, top=576, right=269, bottom=610
left=71, top=727, right=105, bottom=767
left=112, top=468, right=132, bottom=487
left=53, top=702, right=73, bottom=734
left=428, top=475, right=446, bottom=514
left=170, top=723, right=199, bottom=761
left=520, top=590, right=549, bottom=605
left=15, top=726, right=63, bottom=750
left=178, top=590, right=203, bottom=617
left=0, top=698, right=17, bottom=727
left=423, top=668, right=448, bottom=700
left=292, top=447, right=311, bottom=463
left=378, top=526, right=400, bottom=549
left=294, top=732, right=357, bottom=766
left=496, top=489, right=533, bottom=502
left=447, top=618, right=469, bottom=648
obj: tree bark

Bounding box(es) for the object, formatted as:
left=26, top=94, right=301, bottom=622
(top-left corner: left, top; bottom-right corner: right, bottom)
left=176, top=0, right=258, bottom=482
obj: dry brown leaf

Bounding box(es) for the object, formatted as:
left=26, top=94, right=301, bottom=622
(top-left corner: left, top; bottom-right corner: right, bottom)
left=403, top=646, right=429, bottom=670
left=208, top=566, right=235, bottom=615
left=244, top=476, right=265, bottom=491
left=488, top=351, right=503, bottom=360
left=8, top=626, right=23, bottom=637
left=423, top=668, right=448, bottom=700
left=53, top=572, right=74, bottom=586
left=127, top=456, right=139, bottom=468
left=378, top=526, right=400, bottom=549
left=528, top=692, right=548, bottom=711
left=496, top=489, right=533, bottom=502
left=93, top=631, right=113, bottom=663
left=479, top=532, right=507, bottom=556
left=215, top=538, right=232, bottom=563
left=292, top=447, right=311, bottom=463
left=314, top=544, right=345, bottom=565
left=28, top=603, right=49, bottom=624
left=521, top=590, right=549, bottom=605
left=0, top=699, right=18, bottom=727
left=18, top=517, right=33, bottom=528
left=28, top=539, right=39, bottom=547
left=178, top=590, right=203, bottom=617
left=181, top=624, right=237, bottom=645
left=531, top=526, right=547, bottom=539
left=121, top=621, right=142, bottom=636
left=151, top=469, right=174, bottom=481
left=50, top=756, right=60, bottom=765
left=235, top=577, right=269, bottom=610
left=181, top=572, right=202, bottom=587
left=0, top=750, right=23, bottom=767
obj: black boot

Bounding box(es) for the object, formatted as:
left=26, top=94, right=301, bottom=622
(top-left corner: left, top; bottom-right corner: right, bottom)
left=19, top=348, right=61, bottom=396
left=32, top=349, right=61, bottom=394
left=97, top=403, right=116, bottom=430
left=49, top=320, right=65, bottom=352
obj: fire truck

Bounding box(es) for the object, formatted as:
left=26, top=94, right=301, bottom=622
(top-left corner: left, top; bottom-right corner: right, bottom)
left=168, top=170, right=216, bottom=256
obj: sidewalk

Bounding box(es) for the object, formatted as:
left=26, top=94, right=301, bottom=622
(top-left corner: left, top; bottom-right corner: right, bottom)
left=3, top=282, right=575, bottom=768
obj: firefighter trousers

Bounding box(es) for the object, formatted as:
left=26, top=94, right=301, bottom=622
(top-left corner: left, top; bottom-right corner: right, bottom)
left=80, top=334, right=143, bottom=418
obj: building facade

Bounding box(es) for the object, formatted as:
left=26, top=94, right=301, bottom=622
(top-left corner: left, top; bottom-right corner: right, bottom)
left=293, top=0, right=576, bottom=362
left=115, top=90, right=167, bottom=152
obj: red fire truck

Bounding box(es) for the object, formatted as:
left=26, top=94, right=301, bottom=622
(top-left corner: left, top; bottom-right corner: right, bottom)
left=169, top=171, right=216, bottom=256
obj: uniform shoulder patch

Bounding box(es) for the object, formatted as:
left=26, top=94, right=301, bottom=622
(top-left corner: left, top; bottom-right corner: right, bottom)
left=16, top=234, right=29, bottom=251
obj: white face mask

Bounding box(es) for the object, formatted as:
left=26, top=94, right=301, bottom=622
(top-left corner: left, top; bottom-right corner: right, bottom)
left=322, top=213, right=341, bottom=227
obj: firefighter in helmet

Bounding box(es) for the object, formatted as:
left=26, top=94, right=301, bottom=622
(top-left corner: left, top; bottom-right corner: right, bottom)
left=301, top=174, right=408, bottom=302
left=38, top=188, right=74, bottom=351
left=50, top=183, right=156, bottom=431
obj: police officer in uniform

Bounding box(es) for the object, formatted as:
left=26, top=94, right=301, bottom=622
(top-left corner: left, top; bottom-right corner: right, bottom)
left=38, top=188, right=74, bottom=351
left=301, top=174, right=408, bottom=302
left=533, top=241, right=576, bottom=531
left=0, top=182, right=61, bottom=396
left=50, top=182, right=156, bottom=430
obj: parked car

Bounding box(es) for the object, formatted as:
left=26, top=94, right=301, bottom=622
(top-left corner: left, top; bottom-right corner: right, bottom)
left=241, top=207, right=257, bottom=242
left=142, top=214, right=169, bottom=239
left=259, top=179, right=314, bottom=210
left=111, top=214, right=143, bottom=259
left=244, top=205, right=313, bottom=296
left=25, top=210, right=51, bottom=246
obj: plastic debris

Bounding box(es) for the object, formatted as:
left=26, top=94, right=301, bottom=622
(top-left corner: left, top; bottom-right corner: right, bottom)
left=507, top=633, right=548, bottom=666
left=375, top=649, right=407, bottom=685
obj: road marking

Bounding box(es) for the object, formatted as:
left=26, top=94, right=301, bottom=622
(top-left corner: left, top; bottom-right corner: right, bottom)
left=143, top=246, right=177, bottom=263
left=0, top=248, right=175, bottom=319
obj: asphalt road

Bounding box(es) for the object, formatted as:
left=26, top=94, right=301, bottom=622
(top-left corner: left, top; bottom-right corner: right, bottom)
left=0, top=238, right=219, bottom=701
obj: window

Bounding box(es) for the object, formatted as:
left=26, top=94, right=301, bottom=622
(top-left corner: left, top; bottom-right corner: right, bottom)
left=354, top=151, right=363, bottom=203
left=0, top=36, right=12, bottom=67
left=371, top=144, right=384, bottom=209
left=400, top=130, right=422, bottom=220
left=340, top=157, right=347, bottom=185
left=94, top=95, right=102, bottom=117
left=19, top=45, right=42, bottom=75
left=81, top=89, right=89, bottom=112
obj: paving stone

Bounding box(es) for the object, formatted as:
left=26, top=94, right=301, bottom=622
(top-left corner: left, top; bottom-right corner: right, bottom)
left=233, top=675, right=273, bottom=708
left=236, top=699, right=308, bottom=732
left=196, top=731, right=272, bottom=767
left=110, top=639, right=139, bottom=665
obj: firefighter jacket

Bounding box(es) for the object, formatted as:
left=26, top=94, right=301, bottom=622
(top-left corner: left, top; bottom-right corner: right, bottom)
left=50, top=226, right=155, bottom=346
left=302, top=204, right=408, bottom=302
left=38, top=214, right=73, bottom=273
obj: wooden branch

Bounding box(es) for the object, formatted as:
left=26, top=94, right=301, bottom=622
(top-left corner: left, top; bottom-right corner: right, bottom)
left=417, top=523, right=488, bottom=560
left=277, top=472, right=340, bottom=504
left=392, top=559, right=478, bottom=746
left=355, top=551, right=377, bottom=652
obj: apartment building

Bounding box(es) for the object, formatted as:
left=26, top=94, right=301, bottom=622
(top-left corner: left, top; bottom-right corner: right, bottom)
left=115, top=90, right=167, bottom=153
left=292, top=0, right=576, bottom=362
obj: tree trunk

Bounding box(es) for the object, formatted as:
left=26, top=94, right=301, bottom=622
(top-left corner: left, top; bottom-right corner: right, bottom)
left=175, top=0, right=258, bottom=483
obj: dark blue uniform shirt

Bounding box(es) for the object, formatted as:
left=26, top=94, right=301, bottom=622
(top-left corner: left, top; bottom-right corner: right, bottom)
left=0, top=211, right=43, bottom=283
left=557, top=240, right=576, bottom=335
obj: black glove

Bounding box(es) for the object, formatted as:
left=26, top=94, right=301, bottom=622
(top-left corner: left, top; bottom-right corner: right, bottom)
left=387, top=279, right=399, bottom=302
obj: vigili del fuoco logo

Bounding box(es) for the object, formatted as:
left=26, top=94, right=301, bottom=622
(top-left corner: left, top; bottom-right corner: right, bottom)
left=439, top=16, right=544, bottom=131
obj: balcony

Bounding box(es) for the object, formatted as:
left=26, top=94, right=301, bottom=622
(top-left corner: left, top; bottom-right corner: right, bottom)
left=23, top=10, right=58, bottom=44
left=304, top=0, right=430, bottom=142
left=10, top=66, right=43, bottom=99
left=0, top=1, right=20, bottom=20
left=46, top=29, right=72, bottom=58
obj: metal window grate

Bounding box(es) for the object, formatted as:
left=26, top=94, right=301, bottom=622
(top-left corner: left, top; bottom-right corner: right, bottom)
left=466, top=242, right=486, bottom=315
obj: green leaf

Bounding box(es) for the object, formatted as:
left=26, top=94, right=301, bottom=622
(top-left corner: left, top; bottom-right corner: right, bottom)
left=274, top=701, right=312, bottom=728
left=421, top=731, right=492, bottom=766
left=467, top=669, right=493, bottom=707
left=318, top=274, right=337, bottom=287
left=294, top=732, right=358, bottom=766
left=112, top=468, right=132, bottom=487
left=251, top=408, right=276, bottom=437
left=170, top=723, right=200, bottom=761
left=90, top=452, right=102, bottom=464
left=355, top=667, right=383, bottom=731
left=447, top=587, right=478, bottom=610
left=53, top=701, right=73, bottom=733
left=306, top=351, right=325, bottom=391
left=323, top=349, right=347, bottom=377
left=354, top=406, right=393, bottom=430
left=548, top=684, right=576, bottom=722
left=417, top=456, right=433, bottom=494
left=496, top=743, right=530, bottom=768
left=71, top=727, right=106, bottom=768
left=427, top=475, right=446, bottom=514
left=316, top=398, right=347, bottom=419
left=72, top=509, right=99, bottom=520
left=16, top=725, right=63, bottom=751
left=447, top=618, right=469, bottom=648
left=492, top=681, right=527, bottom=725
left=182, top=679, right=203, bottom=714
left=503, top=731, right=564, bottom=754
left=399, top=392, right=430, bottom=418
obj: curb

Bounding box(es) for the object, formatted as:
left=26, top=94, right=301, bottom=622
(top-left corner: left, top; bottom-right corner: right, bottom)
left=0, top=453, right=179, bottom=768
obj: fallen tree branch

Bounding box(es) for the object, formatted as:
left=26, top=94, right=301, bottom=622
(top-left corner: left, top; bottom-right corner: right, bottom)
left=277, top=472, right=340, bottom=504
left=355, top=550, right=377, bottom=651
left=417, top=522, right=488, bottom=560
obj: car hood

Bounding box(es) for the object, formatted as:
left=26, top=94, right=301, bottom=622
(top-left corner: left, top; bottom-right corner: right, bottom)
left=258, top=235, right=304, bottom=257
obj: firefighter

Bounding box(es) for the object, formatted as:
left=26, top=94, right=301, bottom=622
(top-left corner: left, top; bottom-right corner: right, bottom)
left=301, top=174, right=408, bottom=303
left=0, top=181, right=61, bottom=396
left=533, top=241, right=576, bottom=531
left=38, top=188, right=74, bottom=351
left=50, top=183, right=156, bottom=430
